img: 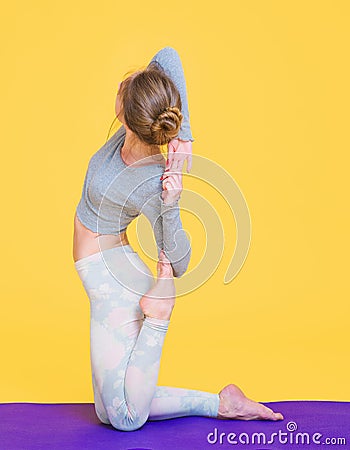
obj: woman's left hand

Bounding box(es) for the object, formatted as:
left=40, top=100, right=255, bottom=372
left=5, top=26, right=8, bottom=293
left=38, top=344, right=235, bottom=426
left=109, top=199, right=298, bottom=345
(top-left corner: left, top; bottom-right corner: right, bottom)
left=166, top=138, right=192, bottom=173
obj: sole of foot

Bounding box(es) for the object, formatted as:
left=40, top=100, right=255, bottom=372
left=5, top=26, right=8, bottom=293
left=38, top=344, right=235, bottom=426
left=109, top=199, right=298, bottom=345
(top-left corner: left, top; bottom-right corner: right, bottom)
left=139, top=250, right=176, bottom=321
left=217, top=384, right=284, bottom=421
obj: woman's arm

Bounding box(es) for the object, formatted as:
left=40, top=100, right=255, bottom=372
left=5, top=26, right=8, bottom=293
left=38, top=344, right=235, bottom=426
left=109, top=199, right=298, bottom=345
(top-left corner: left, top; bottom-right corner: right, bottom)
left=140, top=184, right=191, bottom=278
left=148, top=46, right=194, bottom=142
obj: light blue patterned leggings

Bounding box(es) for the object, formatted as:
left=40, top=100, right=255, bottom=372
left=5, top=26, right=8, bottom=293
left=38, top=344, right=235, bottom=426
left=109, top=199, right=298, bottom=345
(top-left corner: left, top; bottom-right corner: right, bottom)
left=74, top=244, right=220, bottom=431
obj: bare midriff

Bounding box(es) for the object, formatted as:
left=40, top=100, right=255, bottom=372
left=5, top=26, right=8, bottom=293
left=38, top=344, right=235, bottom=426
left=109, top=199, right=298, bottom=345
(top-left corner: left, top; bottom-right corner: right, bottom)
left=73, top=211, right=130, bottom=263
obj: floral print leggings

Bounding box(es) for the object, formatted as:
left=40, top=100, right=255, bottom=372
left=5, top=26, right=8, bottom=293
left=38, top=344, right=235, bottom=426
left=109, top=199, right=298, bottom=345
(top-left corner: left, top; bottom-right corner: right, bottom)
left=74, top=244, right=220, bottom=431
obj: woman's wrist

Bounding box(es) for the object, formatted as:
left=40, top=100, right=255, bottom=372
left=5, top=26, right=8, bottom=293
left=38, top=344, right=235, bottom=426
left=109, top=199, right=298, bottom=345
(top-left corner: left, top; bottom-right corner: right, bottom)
left=161, top=192, right=180, bottom=205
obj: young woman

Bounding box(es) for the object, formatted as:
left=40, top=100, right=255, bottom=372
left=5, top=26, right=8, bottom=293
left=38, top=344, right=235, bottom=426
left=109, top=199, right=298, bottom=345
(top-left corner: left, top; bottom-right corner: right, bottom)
left=73, top=46, right=284, bottom=431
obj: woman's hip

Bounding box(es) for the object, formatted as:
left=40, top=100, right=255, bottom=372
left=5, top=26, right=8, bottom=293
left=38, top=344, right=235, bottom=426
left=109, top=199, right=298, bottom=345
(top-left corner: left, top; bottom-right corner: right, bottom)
left=74, top=245, right=155, bottom=302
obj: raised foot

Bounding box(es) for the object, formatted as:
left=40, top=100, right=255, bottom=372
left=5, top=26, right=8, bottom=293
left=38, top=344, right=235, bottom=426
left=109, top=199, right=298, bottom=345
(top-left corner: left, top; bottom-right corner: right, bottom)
left=217, top=384, right=284, bottom=421
left=139, top=250, right=176, bottom=321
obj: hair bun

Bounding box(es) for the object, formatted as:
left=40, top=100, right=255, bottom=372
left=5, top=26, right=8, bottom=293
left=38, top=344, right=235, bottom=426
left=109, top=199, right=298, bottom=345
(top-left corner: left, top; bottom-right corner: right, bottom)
left=151, top=106, right=183, bottom=145
left=163, top=105, right=182, bottom=117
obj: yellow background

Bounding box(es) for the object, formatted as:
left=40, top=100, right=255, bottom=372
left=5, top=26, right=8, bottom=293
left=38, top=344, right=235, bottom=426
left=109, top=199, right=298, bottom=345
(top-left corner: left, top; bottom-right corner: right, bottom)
left=1, top=1, right=349, bottom=402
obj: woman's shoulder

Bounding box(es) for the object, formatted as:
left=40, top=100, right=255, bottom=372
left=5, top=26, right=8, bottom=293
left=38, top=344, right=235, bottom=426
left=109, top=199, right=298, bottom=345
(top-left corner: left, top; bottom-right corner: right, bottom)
left=132, top=152, right=166, bottom=183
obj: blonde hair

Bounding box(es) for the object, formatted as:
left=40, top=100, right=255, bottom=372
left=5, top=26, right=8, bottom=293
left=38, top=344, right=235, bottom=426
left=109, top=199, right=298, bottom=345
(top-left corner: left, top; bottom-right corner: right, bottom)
left=118, top=62, right=183, bottom=146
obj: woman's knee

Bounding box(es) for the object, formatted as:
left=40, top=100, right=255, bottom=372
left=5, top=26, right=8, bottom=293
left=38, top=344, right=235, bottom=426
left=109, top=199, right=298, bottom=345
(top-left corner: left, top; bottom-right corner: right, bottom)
left=108, top=408, right=148, bottom=431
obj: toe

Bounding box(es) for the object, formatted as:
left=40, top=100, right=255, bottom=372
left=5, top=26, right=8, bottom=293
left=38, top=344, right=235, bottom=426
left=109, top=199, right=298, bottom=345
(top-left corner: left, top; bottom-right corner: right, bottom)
left=261, top=405, right=278, bottom=420
left=265, top=407, right=284, bottom=421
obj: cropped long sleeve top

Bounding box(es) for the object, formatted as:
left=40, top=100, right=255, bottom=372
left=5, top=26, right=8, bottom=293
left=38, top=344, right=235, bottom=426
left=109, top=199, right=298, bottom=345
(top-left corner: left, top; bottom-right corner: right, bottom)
left=75, top=46, right=193, bottom=277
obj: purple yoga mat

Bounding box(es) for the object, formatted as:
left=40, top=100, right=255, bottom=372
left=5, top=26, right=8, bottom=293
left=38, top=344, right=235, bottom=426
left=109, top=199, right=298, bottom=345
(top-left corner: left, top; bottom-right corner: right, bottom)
left=0, top=401, right=349, bottom=449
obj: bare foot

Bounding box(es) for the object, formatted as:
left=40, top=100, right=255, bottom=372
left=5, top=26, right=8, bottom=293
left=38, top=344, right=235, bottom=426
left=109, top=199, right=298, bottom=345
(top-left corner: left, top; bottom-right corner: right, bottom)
left=139, top=250, right=176, bottom=321
left=217, top=384, right=284, bottom=421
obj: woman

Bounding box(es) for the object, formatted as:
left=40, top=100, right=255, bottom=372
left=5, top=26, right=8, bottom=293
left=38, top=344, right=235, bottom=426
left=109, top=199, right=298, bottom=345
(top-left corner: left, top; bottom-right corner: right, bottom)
left=73, top=46, right=284, bottom=431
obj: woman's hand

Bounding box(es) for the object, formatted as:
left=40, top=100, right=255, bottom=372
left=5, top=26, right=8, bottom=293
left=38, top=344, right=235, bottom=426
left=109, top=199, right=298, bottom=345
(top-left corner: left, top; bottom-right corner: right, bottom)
left=160, top=167, right=183, bottom=205
left=160, top=138, right=192, bottom=205
left=167, top=138, right=193, bottom=173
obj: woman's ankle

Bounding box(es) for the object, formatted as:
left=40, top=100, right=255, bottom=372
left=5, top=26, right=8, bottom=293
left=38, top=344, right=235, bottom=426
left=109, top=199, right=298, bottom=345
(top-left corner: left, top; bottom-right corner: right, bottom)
left=142, top=299, right=175, bottom=321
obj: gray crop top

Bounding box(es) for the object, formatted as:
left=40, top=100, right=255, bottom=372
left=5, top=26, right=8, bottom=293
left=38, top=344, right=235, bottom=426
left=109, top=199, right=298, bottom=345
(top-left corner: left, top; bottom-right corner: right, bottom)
left=75, top=46, right=194, bottom=277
